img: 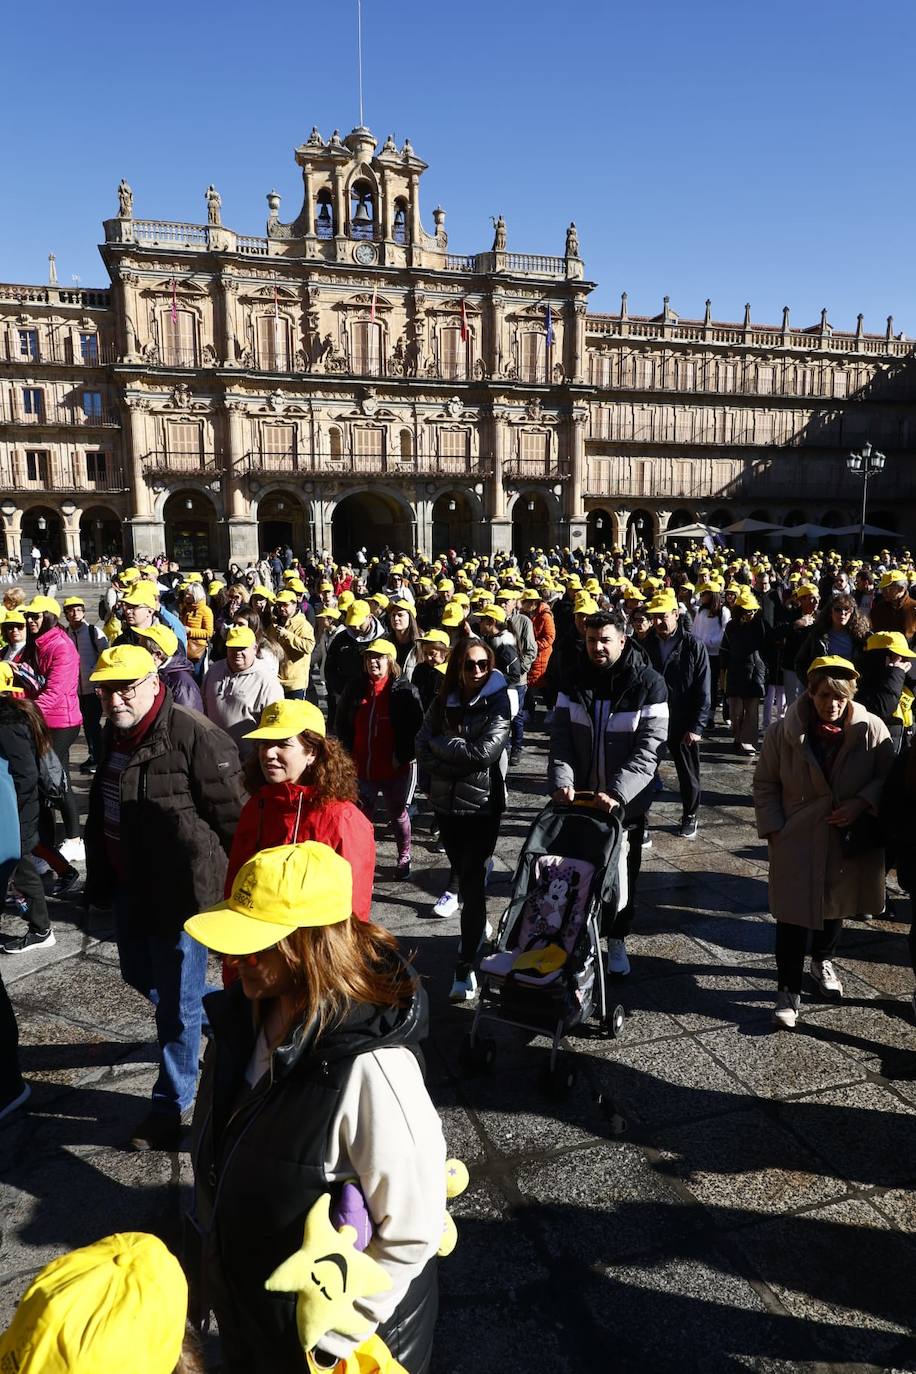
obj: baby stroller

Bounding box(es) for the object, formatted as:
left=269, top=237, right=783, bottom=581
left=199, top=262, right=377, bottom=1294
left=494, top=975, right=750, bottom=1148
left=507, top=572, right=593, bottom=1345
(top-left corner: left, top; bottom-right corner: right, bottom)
left=462, top=798, right=626, bottom=1095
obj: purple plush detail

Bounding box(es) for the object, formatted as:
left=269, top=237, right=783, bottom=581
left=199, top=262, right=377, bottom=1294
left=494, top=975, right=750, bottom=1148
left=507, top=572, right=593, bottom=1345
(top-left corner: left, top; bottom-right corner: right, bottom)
left=330, top=1182, right=373, bottom=1252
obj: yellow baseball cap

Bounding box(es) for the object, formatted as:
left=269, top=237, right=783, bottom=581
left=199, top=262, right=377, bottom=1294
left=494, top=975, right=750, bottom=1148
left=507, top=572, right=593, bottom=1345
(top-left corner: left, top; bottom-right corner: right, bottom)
left=244, top=698, right=326, bottom=740
left=225, top=625, right=257, bottom=649
left=808, top=655, right=859, bottom=679
left=388, top=598, right=414, bottom=613
left=249, top=584, right=275, bottom=601
left=63, top=596, right=85, bottom=608
left=22, top=596, right=61, bottom=617
left=2, top=610, right=26, bottom=626
left=477, top=604, right=506, bottom=624
left=645, top=594, right=678, bottom=615
left=116, top=568, right=141, bottom=585
left=186, top=572, right=203, bottom=583
left=274, top=590, right=299, bottom=604
left=520, top=588, right=540, bottom=602
left=337, top=590, right=356, bottom=610
left=0, top=1232, right=187, bottom=1374
left=345, top=600, right=371, bottom=627
left=133, top=624, right=178, bottom=658
left=865, top=631, right=916, bottom=659
left=285, top=577, right=306, bottom=595
left=89, top=645, right=156, bottom=683
left=208, top=580, right=226, bottom=595
left=363, top=638, right=397, bottom=657
left=879, top=570, right=908, bottom=589
left=417, top=628, right=450, bottom=647
left=440, top=604, right=465, bottom=627
left=120, top=582, right=158, bottom=608
left=368, top=592, right=390, bottom=610
left=0, top=662, right=24, bottom=696
left=185, top=842, right=353, bottom=955
left=735, top=591, right=761, bottom=612
left=316, top=606, right=340, bottom=621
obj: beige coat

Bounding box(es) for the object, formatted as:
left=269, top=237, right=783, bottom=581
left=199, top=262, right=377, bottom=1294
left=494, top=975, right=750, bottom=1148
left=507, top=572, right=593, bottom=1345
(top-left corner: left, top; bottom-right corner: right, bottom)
left=752, top=697, right=893, bottom=929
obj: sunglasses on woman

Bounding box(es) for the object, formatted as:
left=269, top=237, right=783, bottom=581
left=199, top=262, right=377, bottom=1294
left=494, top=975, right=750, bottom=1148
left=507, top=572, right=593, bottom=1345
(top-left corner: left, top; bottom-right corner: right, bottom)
left=464, top=657, right=489, bottom=674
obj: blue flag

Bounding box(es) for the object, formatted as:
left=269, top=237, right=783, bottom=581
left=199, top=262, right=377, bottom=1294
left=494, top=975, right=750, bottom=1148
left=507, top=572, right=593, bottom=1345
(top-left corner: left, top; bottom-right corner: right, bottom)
left=545, top=304, right=555, bottom=347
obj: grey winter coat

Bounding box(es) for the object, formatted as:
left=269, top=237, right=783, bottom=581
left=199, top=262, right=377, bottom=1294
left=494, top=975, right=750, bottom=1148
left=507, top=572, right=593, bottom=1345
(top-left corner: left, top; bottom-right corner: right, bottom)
left=415, top=669, right=511, bottom=815
left=508, top=612, right=537, bottom=684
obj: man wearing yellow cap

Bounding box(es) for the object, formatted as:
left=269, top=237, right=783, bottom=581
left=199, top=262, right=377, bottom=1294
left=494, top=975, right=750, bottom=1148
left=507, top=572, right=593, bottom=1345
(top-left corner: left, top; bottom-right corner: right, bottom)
left=84, top=644, right=244, bottom=1151
left=202, top=625, right=283, bottom=752
left=324, top=599, right=385, bottom=729
left=265, top=590, right=316, bottom=702
left=643, top=592, right=711, bottom=840
left=62, top=596, right=108, bottom=773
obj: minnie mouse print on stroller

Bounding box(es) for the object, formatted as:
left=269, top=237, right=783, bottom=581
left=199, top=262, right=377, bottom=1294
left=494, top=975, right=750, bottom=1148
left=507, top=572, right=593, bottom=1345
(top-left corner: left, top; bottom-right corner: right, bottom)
left=462, top=797, right=627, bottom=1095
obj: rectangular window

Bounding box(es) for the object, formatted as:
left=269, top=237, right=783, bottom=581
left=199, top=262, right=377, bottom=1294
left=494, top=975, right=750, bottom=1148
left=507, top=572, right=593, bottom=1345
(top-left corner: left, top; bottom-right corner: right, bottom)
left=167, top=421, right=203, bottom=469
left=353, top=427, right=384, bottom=470
left=161, top=309, right=197, bottom=366
left=520, top=333, right=542, bottom=383
left=518, top=431, right=549, bottom=475
left=82, top=390, right=102, bottom=419
left=262, top=425, right=296, bottom=471
left=24, top=450, right=49, bottom=483
left=350, top=322, right=381, bottom=377
left=439, top=429, right=470, bottom=473
left=80, top=333, right=99, bottom=365
left=22, top=387, right=43, bottom=418
left=18, top=329, right=38, bottom=361
left=86, top=452, right=107, bottom=484
left=257, top=316, right=290, bottom=372
left=439, top=327, right=465, bottom=381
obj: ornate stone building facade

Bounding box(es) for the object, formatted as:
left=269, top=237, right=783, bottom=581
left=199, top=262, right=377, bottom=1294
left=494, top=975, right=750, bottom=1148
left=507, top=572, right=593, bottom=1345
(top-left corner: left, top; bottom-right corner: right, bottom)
left=2, top=124, right=915, bottom=565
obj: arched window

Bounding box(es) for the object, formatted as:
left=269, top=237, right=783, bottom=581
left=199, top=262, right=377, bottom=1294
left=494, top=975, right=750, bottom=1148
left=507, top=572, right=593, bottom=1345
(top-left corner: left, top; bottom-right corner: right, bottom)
left=393, top=198, right=408, bottom=245
left=350, top=321, right=382, bottom=376
left=328, top=427, right=343, bottom=463
left=349, top=179, right=375, bottom=241
left=315, top=188, right=334, bottom=239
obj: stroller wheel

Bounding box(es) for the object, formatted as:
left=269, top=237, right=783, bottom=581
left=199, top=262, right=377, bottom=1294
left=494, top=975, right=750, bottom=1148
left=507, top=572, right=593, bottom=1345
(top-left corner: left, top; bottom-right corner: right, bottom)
left=459, top=1032, right=496, bottom=1074
left=609, top=1004, right=626, bottom=1039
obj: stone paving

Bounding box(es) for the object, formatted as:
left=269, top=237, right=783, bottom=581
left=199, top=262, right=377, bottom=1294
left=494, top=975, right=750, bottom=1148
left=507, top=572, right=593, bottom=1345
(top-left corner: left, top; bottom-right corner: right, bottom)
left=2, top=709, right=916, bottom=1372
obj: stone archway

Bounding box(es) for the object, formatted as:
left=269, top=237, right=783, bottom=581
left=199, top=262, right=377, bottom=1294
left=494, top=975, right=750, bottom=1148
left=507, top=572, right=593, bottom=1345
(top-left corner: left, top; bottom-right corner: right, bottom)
left=511, top=492, right=553, bottom=558
left=163, top=489, right=218, bottom=569
left=626, top=508, right=656, bottom=551
left=21, top=505, right=63, bottom=562
left=256, top=489, right=309, bottom=559
left=431, top=490, right=475, bottom=557
left=80, top=505, right=123, bottom=562
left=586, top=507, right=615, bottom=550
left=331, top=490, right=414, bottom=561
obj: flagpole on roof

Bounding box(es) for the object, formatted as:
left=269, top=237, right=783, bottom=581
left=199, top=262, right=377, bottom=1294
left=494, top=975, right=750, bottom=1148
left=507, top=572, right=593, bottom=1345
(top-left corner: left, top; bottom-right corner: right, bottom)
left=357, top=0, right=365, bottom=127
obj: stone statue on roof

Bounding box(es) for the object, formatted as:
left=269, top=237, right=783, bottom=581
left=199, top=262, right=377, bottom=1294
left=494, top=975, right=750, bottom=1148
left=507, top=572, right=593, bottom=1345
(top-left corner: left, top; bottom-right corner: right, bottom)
left=565, top=222, right=580, bottom=258
left=118, top=179, right=133, bottom=218
left=491, top=215, right=507, bottom=251
left=307, top=127, right=323, bottom=146
left=206, top=185, right=222, bottom=226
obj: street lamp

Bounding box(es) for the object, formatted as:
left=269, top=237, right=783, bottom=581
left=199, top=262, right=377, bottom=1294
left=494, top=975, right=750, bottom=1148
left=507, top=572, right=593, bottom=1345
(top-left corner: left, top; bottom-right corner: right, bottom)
left=847, top=441, right=886, bottom=554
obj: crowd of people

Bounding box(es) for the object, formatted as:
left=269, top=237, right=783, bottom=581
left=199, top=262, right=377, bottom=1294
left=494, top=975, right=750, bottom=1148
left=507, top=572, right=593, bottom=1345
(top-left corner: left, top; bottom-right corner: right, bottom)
left=2, top=535, right=916, bottom=1372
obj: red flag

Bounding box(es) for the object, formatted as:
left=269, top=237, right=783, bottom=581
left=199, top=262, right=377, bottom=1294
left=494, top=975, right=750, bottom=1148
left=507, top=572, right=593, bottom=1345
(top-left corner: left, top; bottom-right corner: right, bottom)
left=370, top=281, right=377, bottom=323
left=170, top=278, right=178, bottom=325
left=460, top=298, right=468, bottom=343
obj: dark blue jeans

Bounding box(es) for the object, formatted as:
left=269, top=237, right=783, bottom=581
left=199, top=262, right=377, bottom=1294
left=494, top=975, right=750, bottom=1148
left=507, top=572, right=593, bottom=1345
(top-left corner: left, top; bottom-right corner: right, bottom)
left=114, top=890, right=209, bottom=1115
left=0, top=858, right=23, bottom=1100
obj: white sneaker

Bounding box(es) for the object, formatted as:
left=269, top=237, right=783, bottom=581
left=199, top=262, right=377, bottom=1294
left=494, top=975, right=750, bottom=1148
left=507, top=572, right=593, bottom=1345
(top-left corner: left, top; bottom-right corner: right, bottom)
left=811, top=959, right=843, bottom=998
left=773, top=989, right=800, bottom=1029
left=59, top=837, right=85, bottom=864
left=607, top=938, right=630, bottom=976
left=432, top=891, right=459, bottom=920
left=449, top=964, right=478, bottom=1002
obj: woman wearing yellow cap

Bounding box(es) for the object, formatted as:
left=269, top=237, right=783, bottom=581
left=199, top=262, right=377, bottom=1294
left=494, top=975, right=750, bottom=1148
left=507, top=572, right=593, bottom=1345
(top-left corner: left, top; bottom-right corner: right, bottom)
left=754, top=658, right=893, bottom=1028
left=719, top=592, right=768, bottom=758
left=180, top=583, right=213, bottom=682
left=335, top=640, right=424, bottom=880
left=187, top=843, right=446, bottom=1374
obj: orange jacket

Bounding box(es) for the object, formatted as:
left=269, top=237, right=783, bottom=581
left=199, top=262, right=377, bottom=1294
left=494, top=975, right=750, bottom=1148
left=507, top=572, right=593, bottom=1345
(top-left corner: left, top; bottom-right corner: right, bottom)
left=527, top=602, right=556, bottom=687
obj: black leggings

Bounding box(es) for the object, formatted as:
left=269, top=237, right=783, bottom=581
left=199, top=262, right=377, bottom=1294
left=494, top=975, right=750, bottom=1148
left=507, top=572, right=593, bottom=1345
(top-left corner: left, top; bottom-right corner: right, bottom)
left=438, top=810, right=502, bottom=964
left=774, top=919, right=842, bottom=994
left=48, top=725, right=80, bottom=839
left=12, top=854, right=50, bottom=934
left=908, top=900, right=916, bottom=977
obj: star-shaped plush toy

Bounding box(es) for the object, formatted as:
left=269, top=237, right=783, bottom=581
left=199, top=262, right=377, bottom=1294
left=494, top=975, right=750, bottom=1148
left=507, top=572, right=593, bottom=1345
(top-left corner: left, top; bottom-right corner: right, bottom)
left=265, top=1193, right=393, bottom=1354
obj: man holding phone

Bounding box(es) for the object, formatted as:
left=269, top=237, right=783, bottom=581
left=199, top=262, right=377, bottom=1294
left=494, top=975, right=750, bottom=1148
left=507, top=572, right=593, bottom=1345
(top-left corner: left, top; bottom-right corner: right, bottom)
left=549, top=609, right=668, bottom=975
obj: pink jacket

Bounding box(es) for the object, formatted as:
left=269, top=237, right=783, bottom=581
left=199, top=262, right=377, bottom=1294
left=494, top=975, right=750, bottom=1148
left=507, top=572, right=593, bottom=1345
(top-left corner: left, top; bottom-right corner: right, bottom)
left=33, top=626, right=82, bottom=729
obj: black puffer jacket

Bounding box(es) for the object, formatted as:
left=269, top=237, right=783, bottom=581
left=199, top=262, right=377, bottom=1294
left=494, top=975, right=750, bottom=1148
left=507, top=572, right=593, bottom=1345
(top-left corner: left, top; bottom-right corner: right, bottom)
left=415, top=668, right=511, bottom=815
left=0, top=697, right=39, bottom=850
left=856, top=648, right=908, bottom=753
left=84, top=689, right=244, bottom=933
left=191, top=973, right=437, bottom=1374
left=720, top=615, right=768, bottom=698
left=323, top=617, right=386, bottom=703
left=334, top=672, right=424, bottom=765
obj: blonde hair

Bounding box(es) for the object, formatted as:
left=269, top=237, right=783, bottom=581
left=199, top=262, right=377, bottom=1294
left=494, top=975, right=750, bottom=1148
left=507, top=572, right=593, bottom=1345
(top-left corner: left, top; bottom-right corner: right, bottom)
left=807, top=669, right=857, bottom=701
left=3, top=588, right=25, bottom=611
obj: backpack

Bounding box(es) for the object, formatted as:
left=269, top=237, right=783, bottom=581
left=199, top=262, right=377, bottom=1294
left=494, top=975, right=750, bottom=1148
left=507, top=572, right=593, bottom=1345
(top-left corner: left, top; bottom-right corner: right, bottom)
left=38, top=748, right=69, bottom=807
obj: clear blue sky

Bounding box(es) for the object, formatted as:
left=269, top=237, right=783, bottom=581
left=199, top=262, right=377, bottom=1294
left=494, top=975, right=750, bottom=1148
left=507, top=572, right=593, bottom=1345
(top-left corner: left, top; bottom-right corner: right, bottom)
left=2, top=0, right=914, bottom=333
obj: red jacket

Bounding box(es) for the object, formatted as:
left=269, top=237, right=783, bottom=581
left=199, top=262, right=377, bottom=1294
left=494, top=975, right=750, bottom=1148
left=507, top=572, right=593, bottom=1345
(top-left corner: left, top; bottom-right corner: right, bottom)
left=225, top=781, right=375, bottom=921
left=527, top=602, right=556, bottom=688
